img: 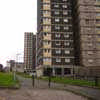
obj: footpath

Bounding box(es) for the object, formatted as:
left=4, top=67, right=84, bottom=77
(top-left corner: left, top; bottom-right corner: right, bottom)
left=33, top=78, right=100, bottom=100
left=0, top=76, right=87, bottom=100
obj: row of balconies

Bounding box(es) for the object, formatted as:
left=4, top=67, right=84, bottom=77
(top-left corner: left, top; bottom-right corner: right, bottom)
left=78, top=5, right=95, bottom=12
left=81, top=42, right=100, bottom=50
left=42, top=0, right=70, bottom=4
left=43, top=50, right=74, bottom=57
left=81, top=51, right=100, bottom=58
left=42, top=10, right=72, bottom=17
left=43, top=57, right=74, bottom=66
left=82, top=58, right=100, bottom=67
left=78, top=0, right=96, bottom=6
left=80, top=34, right=100, bottom=42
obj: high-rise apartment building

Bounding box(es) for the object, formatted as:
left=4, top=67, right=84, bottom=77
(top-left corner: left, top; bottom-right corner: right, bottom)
left=37, top=0, right=75, bottom=76
left=24, top=32, right=36, bottom=73
left=37, top=0, right=100, bottom=76
left=72, top=0, right=100, bottom=76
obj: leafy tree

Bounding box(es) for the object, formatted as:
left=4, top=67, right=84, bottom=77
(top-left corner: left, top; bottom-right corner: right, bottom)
left=0, top=64, right=3, bottom=72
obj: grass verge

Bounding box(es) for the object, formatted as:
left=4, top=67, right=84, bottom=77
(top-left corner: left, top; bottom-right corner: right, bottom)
left=40, top=76, right=100, bottom=88
left=16, top=72, right=32, bottom=78
left=0, top=72, right=20, bottom=89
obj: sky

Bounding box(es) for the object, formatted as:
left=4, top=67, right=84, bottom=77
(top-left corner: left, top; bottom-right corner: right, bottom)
left=0, top=0, right=37, bottom=66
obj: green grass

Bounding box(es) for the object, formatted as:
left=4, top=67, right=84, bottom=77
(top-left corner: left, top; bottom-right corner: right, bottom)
left=0, top=72, right=19, bottom=88
left=16, top=72, right=32, bottom=78
left=40, top=76, right=100, bottom=88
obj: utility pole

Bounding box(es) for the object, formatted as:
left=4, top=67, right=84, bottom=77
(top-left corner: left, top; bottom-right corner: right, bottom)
left=13, top=53, right=21, bottom=81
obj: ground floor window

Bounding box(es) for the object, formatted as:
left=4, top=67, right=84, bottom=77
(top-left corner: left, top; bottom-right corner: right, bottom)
left=64, top=68, right=71, bottom=75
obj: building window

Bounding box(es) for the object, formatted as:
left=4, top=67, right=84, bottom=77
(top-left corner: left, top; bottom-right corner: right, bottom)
left=87, top=51, right=93, bottom=55
left=56, top=50, right=61, bottom=54
left=87, top=43, right=93, bottom=46
left=63, top=11, right=68, bottom=15
left=43, top=18, right=51, bottom=22
left=64, top=19, right=68, bottom=23
left=64, top=42, right=70, bottom=46
left=96, top=0, right=100, bottom=2
left=62, top=5, right=67, bottom=8
left=64, top=34, right=69, bottom=38
left=43, top=58, right=51, bottom=62
left=43, top=3, right=50, bottom=9
left=54, top=4, right=59, bottom=8
left=56, top=41, right=60, bottom=45
left=65, top=59, right=70, bottom=63
left=43, top=41, right=51, bottom=45
left=55, top=18, right=60, bottom=22
left=65, top=50, right=70, bottom=54
left=56, top=58, right=61, bottom=62
left=85, top=19, right=89, bottom=25
left=54, top=11, right=60, bottom=15
left=64, top=26, right=69, bottom=30
left=55, top=26, right=60, bottom=30
left=43, top=11, right=50, bottom=15
left=55, top=34, right=60, bottom=38
left=88, top=59, right=93, bottom=63
left=44, top=49, right=51, bottom=53
left=96, top=13, right=100, bottom=16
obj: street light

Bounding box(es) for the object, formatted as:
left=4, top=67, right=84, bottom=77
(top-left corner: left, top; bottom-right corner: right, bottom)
left=13, top=53, right=21, bottom=81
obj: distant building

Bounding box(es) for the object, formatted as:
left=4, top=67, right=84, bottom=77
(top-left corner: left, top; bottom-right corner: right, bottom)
left=6, top=60, right=24, bottom=72
left=6, top=60, right=15, bottom=71
left=24, top=32, right=36, bottom=73
left=15, top=62, right=24, bottom=72
left=3, top=67, right=10, bottom=72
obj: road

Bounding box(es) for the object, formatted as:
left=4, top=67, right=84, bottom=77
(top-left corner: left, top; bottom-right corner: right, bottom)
left=0, top=76, right=87, bottom=100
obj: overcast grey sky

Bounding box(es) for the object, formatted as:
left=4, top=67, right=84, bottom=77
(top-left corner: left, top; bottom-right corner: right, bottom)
left=0, top=0, right=37, bottom=66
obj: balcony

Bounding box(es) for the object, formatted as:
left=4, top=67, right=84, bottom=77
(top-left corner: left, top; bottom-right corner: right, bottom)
left=43, top=43, right=51, bottom=48
left=43, top=0, right=50, bottom=3
left=43, top=52, right=51, bottom=57
left=43, top=34, right=51, bottom=40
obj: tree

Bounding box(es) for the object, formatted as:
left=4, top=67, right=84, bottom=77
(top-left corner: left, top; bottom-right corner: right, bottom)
left=0, top=64, right=3, bottom=72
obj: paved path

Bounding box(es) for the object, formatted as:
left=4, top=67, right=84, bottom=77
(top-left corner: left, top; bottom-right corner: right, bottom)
left=35, top=79, right=100, bottom=100
left=0, top=76, right=87, bottom=100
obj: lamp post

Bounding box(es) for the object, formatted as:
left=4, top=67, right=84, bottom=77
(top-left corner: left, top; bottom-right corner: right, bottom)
left=13, top=53, right=21, bottom=81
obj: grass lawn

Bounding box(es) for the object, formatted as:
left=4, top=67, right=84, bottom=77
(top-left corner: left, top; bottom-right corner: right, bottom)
left=0, top=72, right=19, bottom=88
left=16, top=72, right=32, bottom=78
left=40, top=76, right=100, bottom=88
